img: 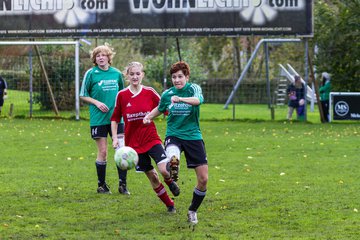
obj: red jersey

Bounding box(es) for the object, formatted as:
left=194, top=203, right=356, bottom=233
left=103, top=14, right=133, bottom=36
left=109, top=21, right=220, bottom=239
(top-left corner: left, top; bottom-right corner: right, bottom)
left=111, top=86, right=162, bottom=154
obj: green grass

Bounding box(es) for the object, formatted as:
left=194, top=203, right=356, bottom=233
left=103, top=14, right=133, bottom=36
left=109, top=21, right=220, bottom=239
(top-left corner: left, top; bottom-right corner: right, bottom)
left=3, top=89, right=324, bottom=123
left=1, top=90, right=69, bottom=119
left=1, top=110, right=360, bottom=239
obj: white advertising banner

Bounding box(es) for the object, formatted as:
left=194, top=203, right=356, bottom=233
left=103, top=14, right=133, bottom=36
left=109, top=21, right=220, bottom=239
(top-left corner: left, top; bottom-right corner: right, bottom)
left=0, top=0, right=313, bottom=37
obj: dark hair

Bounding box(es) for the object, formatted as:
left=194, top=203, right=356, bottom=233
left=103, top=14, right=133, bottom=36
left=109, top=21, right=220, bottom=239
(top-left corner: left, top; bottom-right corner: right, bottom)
left=170, top=61, right=190, bottom=77
left=294, top=75, right=302, bottom=88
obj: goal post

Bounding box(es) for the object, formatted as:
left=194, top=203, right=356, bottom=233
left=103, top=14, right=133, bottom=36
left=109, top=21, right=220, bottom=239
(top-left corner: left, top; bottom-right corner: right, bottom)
left=0, top=40, right=80, bottom=120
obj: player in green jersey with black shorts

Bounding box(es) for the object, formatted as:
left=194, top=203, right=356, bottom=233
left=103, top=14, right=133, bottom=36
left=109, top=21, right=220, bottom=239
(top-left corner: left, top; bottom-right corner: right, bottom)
left=80, top=44, right=129, bottom=195
left=144, top=61, right=208, bottom=225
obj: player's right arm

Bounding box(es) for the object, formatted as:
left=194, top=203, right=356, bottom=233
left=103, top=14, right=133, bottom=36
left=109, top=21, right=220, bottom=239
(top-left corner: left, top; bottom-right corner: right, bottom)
left=143, top=107, right=162, bottom=124
left=80, top=68, right=109, bottom=112
left=143, top=89, right=170, bottom=124
left=80, top=96, right=109, bottom=112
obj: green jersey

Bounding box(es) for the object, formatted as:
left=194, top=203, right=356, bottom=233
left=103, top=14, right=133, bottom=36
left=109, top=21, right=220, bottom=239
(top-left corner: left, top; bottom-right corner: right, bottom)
left=319, top=81, right=331, bottom=101
left=158, top=83, right=204, bottom=140
left=80, top=66, right=124, bottom=126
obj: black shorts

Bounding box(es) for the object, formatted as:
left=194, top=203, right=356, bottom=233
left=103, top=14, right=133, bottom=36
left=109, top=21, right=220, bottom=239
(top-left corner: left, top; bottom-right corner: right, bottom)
left=91, top=123, right=124, bottom=139
left=136, top=144, right=168, bottom=172
left=164, top=136, right=208, bottom=169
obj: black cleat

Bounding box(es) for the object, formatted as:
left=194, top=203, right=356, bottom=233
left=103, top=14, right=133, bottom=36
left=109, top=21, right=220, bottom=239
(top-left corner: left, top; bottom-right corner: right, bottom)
left=168, top=181, right=180, bottom=197
left=118, top=183, right=130, bottom=195
left=97, top=183, right=111, bottom=194
left=167, top=206, right=176, bottom=213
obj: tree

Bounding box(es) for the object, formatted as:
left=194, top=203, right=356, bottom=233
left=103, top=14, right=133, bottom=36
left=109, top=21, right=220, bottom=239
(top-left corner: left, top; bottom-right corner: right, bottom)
left=144, top=39, right=207, bottom=92
left=313, top=0, right=360, bottom=91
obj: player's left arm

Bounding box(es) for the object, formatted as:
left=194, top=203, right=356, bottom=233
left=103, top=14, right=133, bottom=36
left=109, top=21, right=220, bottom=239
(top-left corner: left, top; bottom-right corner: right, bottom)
left=110, top=93, right=123, bottom=148
left=172, top=96, right=200, bottom=105
left=172, top=84, right=204, bottom=106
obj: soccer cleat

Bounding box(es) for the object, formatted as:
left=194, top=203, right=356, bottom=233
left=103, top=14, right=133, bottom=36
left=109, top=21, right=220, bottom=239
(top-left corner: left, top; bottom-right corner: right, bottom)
left=169, top=156, right=180, bottom=182
left=97, top=183, right=112, bottom=194
left=167, top=206, right=176, bottom=214
left=118, top=183, right=130, bottom=195
left=168, top=181, right=180, bottom=197
left=187, top=210, right=198, bottom=225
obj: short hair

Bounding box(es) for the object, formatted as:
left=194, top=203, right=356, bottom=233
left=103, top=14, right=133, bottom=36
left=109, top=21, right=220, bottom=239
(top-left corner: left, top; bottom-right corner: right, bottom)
left=123, top=62, right=144, bottom=77
left=170, top=61, right=190, bottom=77
left=90, top=44, right=115, bottom=66
left=294, top=75, right=301, bottom=81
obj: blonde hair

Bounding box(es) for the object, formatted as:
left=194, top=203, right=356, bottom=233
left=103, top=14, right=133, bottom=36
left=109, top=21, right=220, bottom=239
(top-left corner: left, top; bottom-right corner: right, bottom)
left=90, top=43, right=115, bottom=66
left=123, top=62, right=144, bottom=77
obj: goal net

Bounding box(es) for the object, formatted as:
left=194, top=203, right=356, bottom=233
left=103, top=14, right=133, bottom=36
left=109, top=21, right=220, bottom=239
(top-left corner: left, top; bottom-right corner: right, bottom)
left=0, top=41, right=81, bottom=120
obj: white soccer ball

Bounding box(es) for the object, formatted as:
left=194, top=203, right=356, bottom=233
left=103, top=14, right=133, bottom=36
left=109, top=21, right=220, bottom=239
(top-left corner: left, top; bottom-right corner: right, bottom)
left=114, top=146, right=139, bottom=170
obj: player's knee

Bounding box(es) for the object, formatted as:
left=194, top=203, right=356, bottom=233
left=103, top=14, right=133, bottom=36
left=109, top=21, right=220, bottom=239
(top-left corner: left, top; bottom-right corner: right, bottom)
left=198, top=174, right=208, bottom=188
left=166, top=144, right=180, bottom=160
left=146, top=169, right=159, bottom=184
left=97, top=148, right=107, bottom=160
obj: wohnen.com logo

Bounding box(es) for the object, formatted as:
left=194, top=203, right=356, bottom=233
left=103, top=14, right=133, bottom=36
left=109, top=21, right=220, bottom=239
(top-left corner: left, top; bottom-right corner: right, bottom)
left=130, top=0, right=305, bottom=25
left=0, top=0, right=304, bottom=27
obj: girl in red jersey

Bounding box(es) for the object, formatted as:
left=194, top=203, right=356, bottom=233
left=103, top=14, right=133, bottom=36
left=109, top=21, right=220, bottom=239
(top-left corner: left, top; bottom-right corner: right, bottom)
left=110, top=62, right=180, bottom=213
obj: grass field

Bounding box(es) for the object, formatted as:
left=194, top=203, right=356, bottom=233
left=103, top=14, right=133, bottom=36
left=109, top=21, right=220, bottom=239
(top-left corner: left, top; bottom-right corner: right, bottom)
left=1, top=89, right=325, bottom=123
left=1, top=103, right=360, bottom=239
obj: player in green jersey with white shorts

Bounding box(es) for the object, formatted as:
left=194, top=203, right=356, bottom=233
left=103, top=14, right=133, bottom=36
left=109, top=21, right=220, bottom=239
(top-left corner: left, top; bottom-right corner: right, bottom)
left=80, top=44, right=129, bottom=195
left=144, top=61, right=208, bottom=225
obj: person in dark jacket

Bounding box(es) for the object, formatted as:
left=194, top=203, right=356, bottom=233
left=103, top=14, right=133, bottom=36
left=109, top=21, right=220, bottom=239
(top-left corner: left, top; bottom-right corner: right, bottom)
left=286, top=75, right=305, bottom=120
left=0, top=76, right=7, bottom=115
